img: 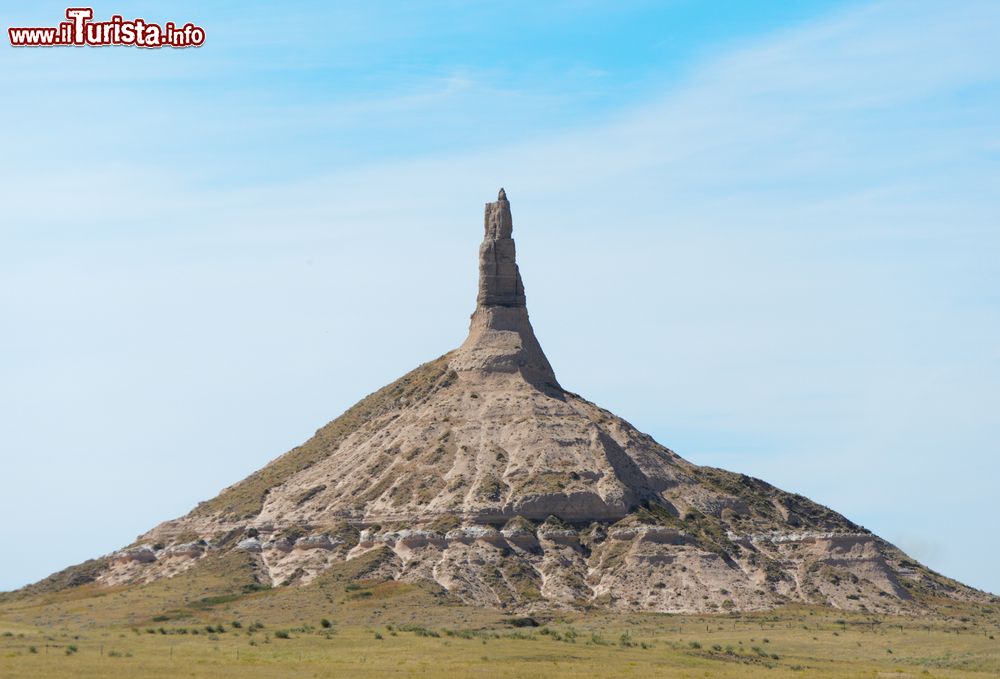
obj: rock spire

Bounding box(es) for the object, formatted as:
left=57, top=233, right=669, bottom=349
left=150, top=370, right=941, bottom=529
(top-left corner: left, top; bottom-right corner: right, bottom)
left=477, top=187, right=526, bottom=308
left=453, top=189, right=559, bottom=388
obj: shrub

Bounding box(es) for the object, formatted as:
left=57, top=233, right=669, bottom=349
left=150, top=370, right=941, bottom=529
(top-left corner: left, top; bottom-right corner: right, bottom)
left=506, top=631, right=535, bottom=640
left=274, top=630, right=291, bottom=639
left=689, top=641, right=702, bottom=649
left=320, top=618, right=332, bottom=629
left=374, top=632, right=383, bottom=640
left=29, top=646, right=37, bottom=654
left=241, top=583, right=270, bottom=593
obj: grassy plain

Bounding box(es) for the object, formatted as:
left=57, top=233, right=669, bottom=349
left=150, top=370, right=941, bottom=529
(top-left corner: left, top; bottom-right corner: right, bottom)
left=2, top=551, right=997, bottom=678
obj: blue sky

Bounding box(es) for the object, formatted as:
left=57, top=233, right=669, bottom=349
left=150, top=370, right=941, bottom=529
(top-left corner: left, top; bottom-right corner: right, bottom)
left=1, top=0, right=998, bottom=595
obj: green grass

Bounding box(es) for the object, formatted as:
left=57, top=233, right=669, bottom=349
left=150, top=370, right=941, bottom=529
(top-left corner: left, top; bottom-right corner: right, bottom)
left=2, top=554, right=999, bottom=678
left=2, top=604, right=999, bottom=678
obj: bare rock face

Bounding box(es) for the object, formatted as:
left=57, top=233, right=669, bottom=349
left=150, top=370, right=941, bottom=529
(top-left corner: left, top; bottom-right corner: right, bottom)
left=454, top=188, right=558, bottom=389
left=477, top=188, right=525, bottom=308
left=25, top=190, right=992, bottom=613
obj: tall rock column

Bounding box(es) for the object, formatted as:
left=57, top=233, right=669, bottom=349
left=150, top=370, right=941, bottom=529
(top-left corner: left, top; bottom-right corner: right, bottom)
left=477, top=188, right=526, bottom=308
left=452, top=189, right=559, bottom=389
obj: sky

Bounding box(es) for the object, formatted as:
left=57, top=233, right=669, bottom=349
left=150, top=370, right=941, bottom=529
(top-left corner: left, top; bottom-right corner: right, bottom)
left=1, top=1, right=997, bottom=594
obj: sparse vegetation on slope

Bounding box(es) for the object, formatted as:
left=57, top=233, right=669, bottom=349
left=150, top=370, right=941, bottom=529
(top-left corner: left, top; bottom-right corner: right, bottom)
left=3, top=556, right=112, bottom=601
left=190, top=354, right=456, bottom=519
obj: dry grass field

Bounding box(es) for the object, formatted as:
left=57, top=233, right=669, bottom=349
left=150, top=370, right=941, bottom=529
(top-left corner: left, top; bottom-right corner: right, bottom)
left=1, top=550, right=998, bottom=678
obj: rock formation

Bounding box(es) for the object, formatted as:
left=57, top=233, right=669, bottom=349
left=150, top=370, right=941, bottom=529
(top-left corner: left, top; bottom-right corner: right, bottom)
left=477, top=188, right=525, bottom=308
left=19, top=190, right=990, bottom=614
left=454, top=188, right=558, bottom=389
